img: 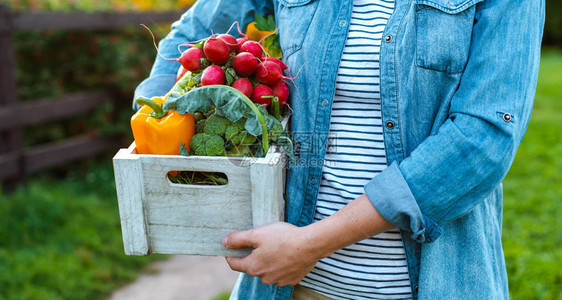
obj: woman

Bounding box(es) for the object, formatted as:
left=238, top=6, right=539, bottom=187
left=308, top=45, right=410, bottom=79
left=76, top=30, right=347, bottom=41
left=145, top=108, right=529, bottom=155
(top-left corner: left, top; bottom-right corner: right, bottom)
left=134, top=0, right=545, bottom=298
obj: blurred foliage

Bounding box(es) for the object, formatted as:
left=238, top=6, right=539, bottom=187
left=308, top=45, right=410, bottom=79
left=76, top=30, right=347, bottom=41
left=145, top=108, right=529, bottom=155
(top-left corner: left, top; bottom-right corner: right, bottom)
left=13, top=25, right=177, bottom=147
left=0, top=0, right=197, bottom=147
left=0, top=158, right=165, bottom=300
left=502, top=49, right=562, bottom=300
left=544, top=0, right=562, bottom=46
left=1, top=0, right=195, bottom=12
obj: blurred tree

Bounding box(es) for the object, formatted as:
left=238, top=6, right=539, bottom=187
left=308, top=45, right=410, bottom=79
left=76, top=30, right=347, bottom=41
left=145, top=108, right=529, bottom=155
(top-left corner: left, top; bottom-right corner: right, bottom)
left=0, top=0, right=198, bottom=148
left=1, top=0, right=194, bottom=12
left=13, top=27, right=169, bottom=147
left=544, top=0, right=562, bottom=46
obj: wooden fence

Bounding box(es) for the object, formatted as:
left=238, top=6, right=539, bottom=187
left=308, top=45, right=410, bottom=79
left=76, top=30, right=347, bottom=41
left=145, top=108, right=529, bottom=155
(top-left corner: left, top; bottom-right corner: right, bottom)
left=0, top=5, right=184, bottom=184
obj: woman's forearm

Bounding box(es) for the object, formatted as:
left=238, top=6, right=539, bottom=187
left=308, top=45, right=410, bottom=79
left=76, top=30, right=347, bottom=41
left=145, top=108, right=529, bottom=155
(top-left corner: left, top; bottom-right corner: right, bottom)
left=223, top=194, right=395, bottom=286
left=303, top=194, right=395, bottom=259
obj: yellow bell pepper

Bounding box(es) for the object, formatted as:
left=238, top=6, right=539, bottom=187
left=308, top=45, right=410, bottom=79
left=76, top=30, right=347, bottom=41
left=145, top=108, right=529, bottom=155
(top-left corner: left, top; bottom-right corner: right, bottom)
left=246, top=22, right=281, bottom=58
left=131, top=94, right=195, bottom=155
left=246, top=22, right=273, bottom=42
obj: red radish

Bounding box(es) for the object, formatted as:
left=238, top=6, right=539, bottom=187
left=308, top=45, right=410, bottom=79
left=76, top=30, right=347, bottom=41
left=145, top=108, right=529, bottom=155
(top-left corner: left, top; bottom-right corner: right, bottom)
left=272, top=81, right=289, bottom=105
left=252, top=84, right=274, bottom=107
left=233, top=52, right=258, bottom=77
left=231, top=78, right=254, bottom=98
left=203, top=38, right=230, bottom=64
left=201, top=65, right=226, bottom=86
left=256, top=61, right=282, bottom=85
left=176, top=65, right=188, bottom=82
left=239, top=41, right=263, bottom=58
left=261, top=56, right=288, bottom=72
left=178, top=47, right=204, bottom=71
left=217, top=34, right=238, bottom=51
left=235, top=37, right=249, bottom=53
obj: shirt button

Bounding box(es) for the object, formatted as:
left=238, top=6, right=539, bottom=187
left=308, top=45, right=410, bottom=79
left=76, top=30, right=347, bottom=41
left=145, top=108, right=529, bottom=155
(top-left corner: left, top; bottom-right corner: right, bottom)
left=414, top=285, right=419, bottom=292
left=321, top=99, right=329, bottom=107
left=502, top=113, right=512, bottom=122
left=385, top=120, right=395, bottom=129
left=310, top=177, right=317, bottom=185
left=384, top=35, right=393, bottom=43
left=339, top=20, right=347, bottom=27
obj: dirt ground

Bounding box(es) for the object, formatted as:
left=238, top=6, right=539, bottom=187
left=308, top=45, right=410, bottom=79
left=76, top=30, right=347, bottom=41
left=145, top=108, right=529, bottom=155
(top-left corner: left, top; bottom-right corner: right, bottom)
left=108, top=255, right=240, bottom=300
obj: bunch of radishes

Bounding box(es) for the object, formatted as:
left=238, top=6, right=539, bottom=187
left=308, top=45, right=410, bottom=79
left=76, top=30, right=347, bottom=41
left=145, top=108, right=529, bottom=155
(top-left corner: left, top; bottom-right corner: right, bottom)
left=170, top=27, right=290, bottom=110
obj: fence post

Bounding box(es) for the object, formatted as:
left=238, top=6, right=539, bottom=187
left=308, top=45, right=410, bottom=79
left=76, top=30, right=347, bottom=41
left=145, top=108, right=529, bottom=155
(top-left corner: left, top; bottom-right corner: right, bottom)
left=0, top=5, right=24, bottom=188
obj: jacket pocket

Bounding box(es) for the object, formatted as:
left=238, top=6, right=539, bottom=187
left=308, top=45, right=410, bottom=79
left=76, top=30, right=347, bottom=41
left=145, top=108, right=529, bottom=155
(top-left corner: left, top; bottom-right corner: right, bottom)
left=276, top=0, right=319, bottom=59
left=415, top=0, right=484, bottom=73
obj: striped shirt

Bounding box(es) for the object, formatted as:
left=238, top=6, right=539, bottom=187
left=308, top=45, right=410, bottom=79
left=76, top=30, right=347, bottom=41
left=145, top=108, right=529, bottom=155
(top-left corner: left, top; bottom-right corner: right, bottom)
left=299, top=0, right=413, bottom=299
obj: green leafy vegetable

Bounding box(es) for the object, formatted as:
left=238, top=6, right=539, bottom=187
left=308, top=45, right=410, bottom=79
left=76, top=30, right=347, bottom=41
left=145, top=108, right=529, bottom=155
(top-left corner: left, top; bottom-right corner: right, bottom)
left=225, top=119, right=258, bottom=145
left=163, top=85, right=270, bottom=153
left=267, top=115, right=284, bottom=142
left=189, top=133, right=225, bottom=156
left=204, top=114, right=232, bottom=137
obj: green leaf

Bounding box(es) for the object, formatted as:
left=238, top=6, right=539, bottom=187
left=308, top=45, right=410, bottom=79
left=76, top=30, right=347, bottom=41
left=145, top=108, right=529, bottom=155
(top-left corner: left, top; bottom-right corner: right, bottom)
left=179, top=142, right=189, bottom=156
left=200, top=58, right=211, bottom=70
left=170, top=71, right=193, bottom=93
left=243, top=105, right=269, bottom=136
left=263, top=35, right=282, bottom=58
left=192, top=72, right=202, bottom=85
left=254, top=14, right=276, bottom=32
left=193, top=40, right=205, bottom=49
left=225, top=52, right=236, bottom=68
left=225, top=68, right=237, bottom=86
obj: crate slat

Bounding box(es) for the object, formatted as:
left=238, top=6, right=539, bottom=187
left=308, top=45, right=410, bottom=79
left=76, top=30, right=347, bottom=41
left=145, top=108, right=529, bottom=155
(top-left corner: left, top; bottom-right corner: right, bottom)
left=113, top=147, right=150, bottom=256
left=251, top=153, right=285, bottom=228
left=149, top=224, right=252, bottom=256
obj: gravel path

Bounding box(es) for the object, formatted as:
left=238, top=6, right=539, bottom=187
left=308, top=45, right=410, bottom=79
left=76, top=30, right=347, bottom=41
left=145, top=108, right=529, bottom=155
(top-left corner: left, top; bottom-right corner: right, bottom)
left=108, top=255, right=240, bottom=300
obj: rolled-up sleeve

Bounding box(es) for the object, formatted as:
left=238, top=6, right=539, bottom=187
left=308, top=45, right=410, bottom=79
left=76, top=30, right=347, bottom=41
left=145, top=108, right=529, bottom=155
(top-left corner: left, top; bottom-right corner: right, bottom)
left=365, top=0, right=545, bottom=243
left=133, top=0, right=274, bottom=110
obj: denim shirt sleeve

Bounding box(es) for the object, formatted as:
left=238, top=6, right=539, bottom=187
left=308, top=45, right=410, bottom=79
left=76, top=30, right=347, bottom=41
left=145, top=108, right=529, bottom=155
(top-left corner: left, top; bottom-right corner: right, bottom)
left=364, top=0, right=545, bottom=243
left=133, top=0, right=274, bottom=110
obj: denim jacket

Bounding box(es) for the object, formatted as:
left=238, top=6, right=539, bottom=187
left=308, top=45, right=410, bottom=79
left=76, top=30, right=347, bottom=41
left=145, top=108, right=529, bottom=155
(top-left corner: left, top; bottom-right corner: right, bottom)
left=134, top=0, right=545, bottom=298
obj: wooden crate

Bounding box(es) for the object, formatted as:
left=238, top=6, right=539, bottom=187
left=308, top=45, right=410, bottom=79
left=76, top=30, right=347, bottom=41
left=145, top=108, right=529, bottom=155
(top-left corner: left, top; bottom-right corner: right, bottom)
left=113, top=142, right=286, bottom=257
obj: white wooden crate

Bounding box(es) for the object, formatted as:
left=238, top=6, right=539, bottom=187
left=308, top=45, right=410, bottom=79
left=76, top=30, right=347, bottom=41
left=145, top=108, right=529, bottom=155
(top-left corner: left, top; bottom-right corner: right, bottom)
left=112, top=142, right=286, bottom=257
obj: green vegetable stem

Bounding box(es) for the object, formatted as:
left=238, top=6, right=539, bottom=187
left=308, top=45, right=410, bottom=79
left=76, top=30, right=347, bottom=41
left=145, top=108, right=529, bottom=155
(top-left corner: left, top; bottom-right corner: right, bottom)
left=135, top=96, right=167, bottom=118
left=270, top=96, right=281, bottom=121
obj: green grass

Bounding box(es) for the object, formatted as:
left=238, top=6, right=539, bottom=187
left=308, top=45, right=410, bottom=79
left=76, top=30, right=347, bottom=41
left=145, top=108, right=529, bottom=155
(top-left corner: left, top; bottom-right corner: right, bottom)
left=212, top=292, right=231, bottom=300
left=0, top=157, right=162, bottom=300
left=502, top=48, right=562, bottom=299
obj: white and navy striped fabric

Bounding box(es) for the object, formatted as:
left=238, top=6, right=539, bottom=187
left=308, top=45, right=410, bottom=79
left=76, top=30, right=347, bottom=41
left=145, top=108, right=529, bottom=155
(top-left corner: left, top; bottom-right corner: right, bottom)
left=299, top=0, right=413, bottom=299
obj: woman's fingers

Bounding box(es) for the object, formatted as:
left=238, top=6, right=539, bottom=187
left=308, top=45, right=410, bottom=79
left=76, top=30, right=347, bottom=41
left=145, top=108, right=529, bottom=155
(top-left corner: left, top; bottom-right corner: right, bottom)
left=225, top=256, right=246, bottom=273
left=223, top=222, right=321, bottom=286
left=223, top=229, right=257, bottom=249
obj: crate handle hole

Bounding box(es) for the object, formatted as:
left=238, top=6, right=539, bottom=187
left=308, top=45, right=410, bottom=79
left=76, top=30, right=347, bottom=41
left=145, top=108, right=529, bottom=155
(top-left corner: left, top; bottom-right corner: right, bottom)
left=167, top=171, right=228, bottom=186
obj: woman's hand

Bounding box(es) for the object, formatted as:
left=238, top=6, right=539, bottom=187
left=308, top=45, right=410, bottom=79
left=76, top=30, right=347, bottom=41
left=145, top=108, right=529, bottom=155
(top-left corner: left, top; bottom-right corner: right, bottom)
left=222, top=222, right=326, bottom=286
left=223, top=194, right=394, bottom=286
